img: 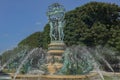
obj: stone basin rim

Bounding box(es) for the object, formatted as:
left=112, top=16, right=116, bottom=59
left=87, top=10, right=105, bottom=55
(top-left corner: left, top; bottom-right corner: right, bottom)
left=9, top=72, right=98, bottom=79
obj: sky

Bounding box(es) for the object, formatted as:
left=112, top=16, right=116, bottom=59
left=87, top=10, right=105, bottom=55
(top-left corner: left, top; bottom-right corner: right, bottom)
left=0, top=0, right=120, bottom=54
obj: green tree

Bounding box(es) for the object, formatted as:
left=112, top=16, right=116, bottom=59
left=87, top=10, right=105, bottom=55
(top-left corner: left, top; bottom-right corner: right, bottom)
left=64, top=1, right=120, bottom=48
left=18, top=32, right=43, bottom=48
left=108, top=25, right=120, bottom=51
left=42, top=24, right=50, bottom=49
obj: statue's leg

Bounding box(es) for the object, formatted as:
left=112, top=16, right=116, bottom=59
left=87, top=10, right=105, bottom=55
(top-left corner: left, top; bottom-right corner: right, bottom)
left=51, top=27, right=56, bottom=41
left=58, top=28, right=61, bottom=41
left=60, top=29, right=62, bottom=40
left=53, top=30, right=56, bottom=40
left=62, top=30, right=64, bottom=41
left=53, top=34, right=56, bottom=40
left=52, top=34, right=55, bottom=40
left=50, top=32, right=51, bottom=41
left=50, top=31, right=53, bottom=41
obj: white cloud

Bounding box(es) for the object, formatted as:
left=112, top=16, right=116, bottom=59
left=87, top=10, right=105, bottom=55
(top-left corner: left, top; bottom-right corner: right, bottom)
left=0, top=33, right=9, bottom=39
left=3, top=33, right=9, bottom=37
left=35, top=22, right=41, bottom=25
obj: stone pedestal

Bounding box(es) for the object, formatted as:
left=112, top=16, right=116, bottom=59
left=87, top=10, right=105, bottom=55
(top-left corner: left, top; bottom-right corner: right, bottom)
left=47, top=41, right=65, bottom=74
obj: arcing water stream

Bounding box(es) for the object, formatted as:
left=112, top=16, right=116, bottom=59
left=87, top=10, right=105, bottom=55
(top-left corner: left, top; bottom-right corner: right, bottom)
left=0, top=49, right=28, bottom=71
left=13, top=48, right=38, bottom=80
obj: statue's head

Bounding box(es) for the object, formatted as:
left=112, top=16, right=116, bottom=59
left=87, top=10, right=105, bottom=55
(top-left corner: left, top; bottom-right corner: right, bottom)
left=47, top=3, right=65, bottom=21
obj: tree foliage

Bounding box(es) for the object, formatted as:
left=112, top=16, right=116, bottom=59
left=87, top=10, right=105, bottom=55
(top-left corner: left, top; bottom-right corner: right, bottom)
left=64, top=2, right=120, bottom=48
left=42, top=24, right=50, bottom=49
left=18, top=32, right=43, bottom=48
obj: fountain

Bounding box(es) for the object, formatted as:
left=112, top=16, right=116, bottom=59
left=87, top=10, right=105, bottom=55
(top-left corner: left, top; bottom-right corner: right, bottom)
left=40, top=3, right=98, bottom=80
left=0, top=3, right=120, bottom=80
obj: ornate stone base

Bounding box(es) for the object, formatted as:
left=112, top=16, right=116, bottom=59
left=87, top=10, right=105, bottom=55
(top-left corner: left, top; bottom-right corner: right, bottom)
left=48, top=41, right=66, bottom=55
left=47, top=63, right=63, bottom=75
left=47, top=41, right=66, bottom=74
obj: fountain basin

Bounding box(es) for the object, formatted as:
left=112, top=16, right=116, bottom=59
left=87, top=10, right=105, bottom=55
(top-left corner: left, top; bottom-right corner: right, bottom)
left=10, top=72, right=98, bottom=80
left=41, top=72, right=98, bottom=80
